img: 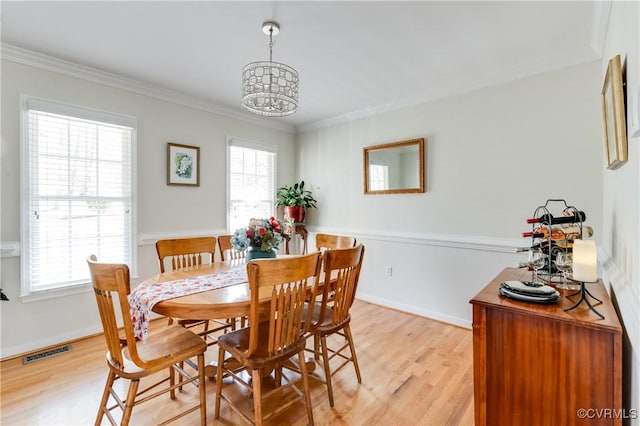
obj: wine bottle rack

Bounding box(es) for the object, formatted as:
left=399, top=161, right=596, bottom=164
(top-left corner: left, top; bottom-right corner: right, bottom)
left=527, top=198, right=585, bottom=283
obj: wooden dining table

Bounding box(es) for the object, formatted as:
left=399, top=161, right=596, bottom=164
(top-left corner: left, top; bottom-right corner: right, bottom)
left=148, top=258, right=252, bottom=322
left=146, top=255, right=326, bottom=322
left=139, top=256, right=319, bottom=377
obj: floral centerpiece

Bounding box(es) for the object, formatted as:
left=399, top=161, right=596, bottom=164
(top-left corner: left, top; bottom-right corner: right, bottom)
left=231, top=217, right=291, bottom=259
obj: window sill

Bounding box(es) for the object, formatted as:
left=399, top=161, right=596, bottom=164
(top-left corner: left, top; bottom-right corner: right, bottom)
left=20, top=282, right=93, bottom=303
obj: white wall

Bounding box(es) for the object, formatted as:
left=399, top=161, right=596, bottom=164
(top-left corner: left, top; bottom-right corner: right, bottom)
left=0, top=59, right=296, bottom=357
left=600, top=0, right=640, bottom=421
left=298, top=61, right=603, bottom=328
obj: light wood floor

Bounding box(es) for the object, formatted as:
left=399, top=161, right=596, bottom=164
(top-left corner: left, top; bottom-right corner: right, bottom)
left=0, top=300, right=474, bottom=425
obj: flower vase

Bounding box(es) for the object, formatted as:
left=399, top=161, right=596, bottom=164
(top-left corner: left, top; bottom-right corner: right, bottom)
left=246, top=247, right=276, bottom=262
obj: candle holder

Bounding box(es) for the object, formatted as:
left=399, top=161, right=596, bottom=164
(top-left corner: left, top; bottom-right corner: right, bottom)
left=564, top=276, right=604, bottom=319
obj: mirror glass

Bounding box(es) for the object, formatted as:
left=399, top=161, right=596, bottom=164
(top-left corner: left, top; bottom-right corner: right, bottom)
left=363, top=138, right=425, bottom=194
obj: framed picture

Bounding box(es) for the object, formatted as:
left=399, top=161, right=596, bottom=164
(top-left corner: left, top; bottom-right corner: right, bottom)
left=363, top=138, right=425, bottom=195
left=601, top=55, right=627, bottom=170
left=167, top=142, right=200, bottom=186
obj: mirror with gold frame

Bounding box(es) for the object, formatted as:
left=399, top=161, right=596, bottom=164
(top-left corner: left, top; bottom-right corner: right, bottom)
left=363, top=138, right=425, bottom=194
left=601, top=54, right=627, bottom=170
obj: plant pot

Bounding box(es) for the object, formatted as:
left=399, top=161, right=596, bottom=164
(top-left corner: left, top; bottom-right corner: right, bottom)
left=284, top=206, right=306, bottom=223
left=246, top=247, right=277, bottom=262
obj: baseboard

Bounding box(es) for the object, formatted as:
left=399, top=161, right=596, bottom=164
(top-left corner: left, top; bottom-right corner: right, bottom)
left=0, top=316, right=168, bottom=361
left=356, top=292, right=472, bottom=330
left=1, top=325, right=102, bottom=360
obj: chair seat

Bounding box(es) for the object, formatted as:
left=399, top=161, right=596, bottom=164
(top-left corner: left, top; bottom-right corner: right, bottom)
left=305, top=303, right=351, bottom=334
left=108, top=326, right=206, bottom=376
left=218, top=322, right=307, bottom=370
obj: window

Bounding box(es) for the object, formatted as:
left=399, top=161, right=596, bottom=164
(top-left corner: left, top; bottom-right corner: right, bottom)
left=227, top=139, right=277, bottom=232
left=21, top=97, right=136, bottom=296
left=369, top=164, right=389, bottom=191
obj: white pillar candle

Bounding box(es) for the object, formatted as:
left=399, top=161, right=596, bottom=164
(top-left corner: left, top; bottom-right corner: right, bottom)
left=572, top=239, right=597, bottom=282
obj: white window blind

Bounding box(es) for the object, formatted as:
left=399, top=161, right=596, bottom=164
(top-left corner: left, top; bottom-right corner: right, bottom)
left=227, top=140, right=277, bottom=232
left=21, top=98, right=135, bottom=295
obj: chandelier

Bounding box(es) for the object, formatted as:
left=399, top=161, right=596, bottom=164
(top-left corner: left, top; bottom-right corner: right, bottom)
left=241, top=21, right=299, bottom=117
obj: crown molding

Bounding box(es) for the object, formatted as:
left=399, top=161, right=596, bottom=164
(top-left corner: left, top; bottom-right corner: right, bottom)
left=298, top=47, right=599, bottom=133
left=1, top=44, right=295, bottom=134
left=591, top=0, right=611, bottom=57
left=298, top=3, right=608, bottom=134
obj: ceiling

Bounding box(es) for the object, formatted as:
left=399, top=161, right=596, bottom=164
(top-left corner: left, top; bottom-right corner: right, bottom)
left=1, top=1, right=604, bottom=132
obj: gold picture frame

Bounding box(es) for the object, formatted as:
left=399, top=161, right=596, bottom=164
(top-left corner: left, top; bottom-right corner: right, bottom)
left=363, top=138, right=425, bottom=194
left=601, top=55, right=627, bottom=170
left=167, top=142, right=200, bottom=186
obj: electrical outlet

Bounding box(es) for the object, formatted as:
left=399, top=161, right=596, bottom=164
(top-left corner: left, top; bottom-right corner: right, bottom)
left=385, top=265, right=393, bottom=276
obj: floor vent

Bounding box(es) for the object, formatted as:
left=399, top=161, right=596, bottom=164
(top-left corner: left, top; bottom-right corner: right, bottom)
left=22, top=345, right=72, bottom=365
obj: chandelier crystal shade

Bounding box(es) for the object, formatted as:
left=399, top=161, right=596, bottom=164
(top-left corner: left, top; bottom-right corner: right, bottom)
left=241, top=21, right=299, bottom=117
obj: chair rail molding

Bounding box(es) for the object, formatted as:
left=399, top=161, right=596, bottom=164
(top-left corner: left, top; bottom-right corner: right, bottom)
left=138, top=229, right=228, bottom=246
left=1, top=242, right=20, bottom=258
left=307, top=226, right=522, bottom=253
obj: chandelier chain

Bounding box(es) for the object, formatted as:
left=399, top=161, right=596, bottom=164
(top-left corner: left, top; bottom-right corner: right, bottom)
left=269, top=27, right=274, bottom=64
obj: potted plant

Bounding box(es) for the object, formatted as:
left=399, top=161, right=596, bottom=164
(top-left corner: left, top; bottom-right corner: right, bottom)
left=275, top=180, right=317, bottom=223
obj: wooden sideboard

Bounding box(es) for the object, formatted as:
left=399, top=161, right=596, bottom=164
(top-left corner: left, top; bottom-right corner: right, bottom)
left=470, top=267, right=622, bottom=426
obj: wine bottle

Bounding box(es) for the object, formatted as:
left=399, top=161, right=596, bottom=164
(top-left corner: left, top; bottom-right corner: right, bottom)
left=515, top=241, right=572, bottom=254
left=526, top=211, right=586, bottom=225
left=553, top=225, right=594, bottom=238
left=515, top=241, right=553, bottom=253
left=522, top=225, right=593, bottom=240
left=521, top=227, right=567, bottom=239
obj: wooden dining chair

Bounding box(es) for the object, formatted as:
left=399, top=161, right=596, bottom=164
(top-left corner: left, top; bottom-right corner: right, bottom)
left=305, top=244, right=365, bottom=407
left=315, top=233, right=357, bottom=251
left=217, top=234, right=246, bottom=261
left=156, top=236, right=233, bottom=343
left=156, top=237, right=217, bottom=273
left=87, top=255, right=207, bottom=426
left=214, top=252, right=322, bottom=426
left=217, top=234, right=250, bottom=328
left=314, top=233, right=357, bottom=304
